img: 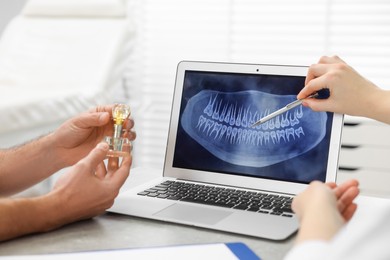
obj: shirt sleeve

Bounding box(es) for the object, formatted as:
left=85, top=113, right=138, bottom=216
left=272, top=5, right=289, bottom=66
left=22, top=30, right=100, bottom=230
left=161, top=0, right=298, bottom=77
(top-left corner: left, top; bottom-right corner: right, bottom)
left=283, top=241, right=330, bottom=260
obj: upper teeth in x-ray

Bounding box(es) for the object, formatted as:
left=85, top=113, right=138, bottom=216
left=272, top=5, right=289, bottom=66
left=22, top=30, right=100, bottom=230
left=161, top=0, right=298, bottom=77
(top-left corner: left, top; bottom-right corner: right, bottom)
left=181, top=90, right=327, bottom=167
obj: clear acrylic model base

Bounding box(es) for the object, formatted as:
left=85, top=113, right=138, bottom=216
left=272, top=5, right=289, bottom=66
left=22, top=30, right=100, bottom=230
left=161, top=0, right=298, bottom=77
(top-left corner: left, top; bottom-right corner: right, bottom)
left=104, top=136, right=131, bottom=158
left=103, top=104, right=132, bottom=158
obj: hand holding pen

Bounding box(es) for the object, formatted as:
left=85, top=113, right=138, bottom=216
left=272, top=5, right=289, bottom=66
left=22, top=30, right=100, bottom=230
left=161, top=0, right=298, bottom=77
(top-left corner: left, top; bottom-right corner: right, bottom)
left=299, top=55, right=385, bottom=122
left=251, top=88, right=330, bottom=128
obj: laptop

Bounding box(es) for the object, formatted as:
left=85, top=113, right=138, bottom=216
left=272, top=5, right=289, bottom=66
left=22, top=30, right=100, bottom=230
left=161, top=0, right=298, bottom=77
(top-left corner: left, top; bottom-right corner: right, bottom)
left=108, top=61, right=344, bottom=240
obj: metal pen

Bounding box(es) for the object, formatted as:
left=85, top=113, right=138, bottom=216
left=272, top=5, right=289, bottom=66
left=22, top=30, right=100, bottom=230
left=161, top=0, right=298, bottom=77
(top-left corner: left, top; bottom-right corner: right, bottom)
left=250, top=91, right=326, bottom=128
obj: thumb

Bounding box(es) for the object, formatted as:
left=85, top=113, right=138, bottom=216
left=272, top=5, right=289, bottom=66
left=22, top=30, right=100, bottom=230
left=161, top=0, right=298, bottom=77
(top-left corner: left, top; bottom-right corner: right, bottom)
left=73, top=112, right=111, bottom=130
left=79, top=142, right=109, bottom=172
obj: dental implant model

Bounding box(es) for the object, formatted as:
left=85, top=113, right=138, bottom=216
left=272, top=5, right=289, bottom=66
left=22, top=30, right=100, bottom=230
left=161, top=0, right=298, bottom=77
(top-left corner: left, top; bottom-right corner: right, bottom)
left=104, top=104, right=132, bottom=157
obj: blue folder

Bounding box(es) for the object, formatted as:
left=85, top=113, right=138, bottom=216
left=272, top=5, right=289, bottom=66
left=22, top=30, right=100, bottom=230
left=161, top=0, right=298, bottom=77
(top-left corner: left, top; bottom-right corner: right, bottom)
left=226, top=242, right=261, bottom=260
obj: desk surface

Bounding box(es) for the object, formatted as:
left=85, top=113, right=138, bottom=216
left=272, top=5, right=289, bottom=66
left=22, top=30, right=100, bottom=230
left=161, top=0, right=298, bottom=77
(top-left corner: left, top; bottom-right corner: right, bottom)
left=0, top=213, right=294, bottom=259
left=0, top=168, right=295, bottom=260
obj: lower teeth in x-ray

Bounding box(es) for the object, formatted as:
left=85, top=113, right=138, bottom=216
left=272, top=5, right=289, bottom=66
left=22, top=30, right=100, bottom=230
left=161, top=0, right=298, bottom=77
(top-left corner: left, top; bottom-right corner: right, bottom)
left=181, top=90, right=327, bottom=167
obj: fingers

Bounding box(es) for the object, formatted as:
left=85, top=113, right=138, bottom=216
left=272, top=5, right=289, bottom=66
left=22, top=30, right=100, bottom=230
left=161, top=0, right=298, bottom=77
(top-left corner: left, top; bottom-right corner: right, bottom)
left=84, top=105, right=136, bottom=140
left=337, top=185, right=359, bottom=215
left=84, top=146, right=131, bottom=200
left=304, top=63, right=328, bottom=85
left=90, top=142, right=109, bottom=164
left=342, top=203, right=358, bottom=222
left=333, top=179, right=359, bottom=199
left=72, top=111, right=111, bottom=130
left=300, top=64, right=331, bottom=99
left=299, top=55, right=346, bottom=100
left=318, top=55, right=345, bottom=64
left=125, top=130, right=137, bottom=141
left=108, top=157, right=120, bottom=171
left=330, top=179, right=359, bottom=221
left=95, top=161, right=107, bottom=179
left=79, top=142, right=109, bottom=174
left=89, top=104, right=115, bottom=114
left=326, top=182, right=337, bottom=189
left=122, top=117, right=137, bottom=141
left=303, top=54, right=342, bottom=87
left=106, top=154, right=132, bottom=189
left=124, top=117, right=135, bottom=129
left=300, top=75, right=327, bottom=102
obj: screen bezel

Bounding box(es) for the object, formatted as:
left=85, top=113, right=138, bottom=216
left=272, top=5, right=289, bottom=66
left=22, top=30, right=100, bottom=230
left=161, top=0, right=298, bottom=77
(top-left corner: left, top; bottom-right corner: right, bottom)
left=163, top=61, right=343, bottom=195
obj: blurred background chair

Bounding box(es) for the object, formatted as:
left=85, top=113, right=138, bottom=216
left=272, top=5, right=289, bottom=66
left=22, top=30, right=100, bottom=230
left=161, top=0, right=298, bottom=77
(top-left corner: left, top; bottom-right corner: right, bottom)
left=0, top=0, right=134, bottom=195
left=0, top=0, right=133, bottom=147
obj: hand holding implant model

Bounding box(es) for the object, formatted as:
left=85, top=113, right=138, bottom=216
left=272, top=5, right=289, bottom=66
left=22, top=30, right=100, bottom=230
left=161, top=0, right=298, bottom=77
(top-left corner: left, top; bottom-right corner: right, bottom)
left=104, top=104, right=132, bottom=157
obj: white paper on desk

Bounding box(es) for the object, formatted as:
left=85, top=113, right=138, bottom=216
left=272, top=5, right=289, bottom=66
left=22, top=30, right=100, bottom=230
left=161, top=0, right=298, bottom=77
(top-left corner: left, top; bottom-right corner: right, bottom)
left=0, top=243, right=260, bottom=260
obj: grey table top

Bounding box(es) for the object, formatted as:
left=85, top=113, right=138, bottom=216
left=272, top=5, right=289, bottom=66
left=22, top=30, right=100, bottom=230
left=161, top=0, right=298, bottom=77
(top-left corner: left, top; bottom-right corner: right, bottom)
left=0, top=168, right=295, bottom=259
left=0, top=213, right=294, bottom=259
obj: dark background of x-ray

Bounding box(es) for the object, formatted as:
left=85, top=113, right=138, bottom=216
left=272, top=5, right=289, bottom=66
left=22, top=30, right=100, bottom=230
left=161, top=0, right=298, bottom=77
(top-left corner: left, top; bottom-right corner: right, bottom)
left=172, top=70, right=334, bottom=184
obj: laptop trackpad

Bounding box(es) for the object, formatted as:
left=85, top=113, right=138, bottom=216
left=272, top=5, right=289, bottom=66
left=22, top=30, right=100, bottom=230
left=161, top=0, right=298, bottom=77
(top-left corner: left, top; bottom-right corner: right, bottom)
left=154, top=203, right=232, bottom=225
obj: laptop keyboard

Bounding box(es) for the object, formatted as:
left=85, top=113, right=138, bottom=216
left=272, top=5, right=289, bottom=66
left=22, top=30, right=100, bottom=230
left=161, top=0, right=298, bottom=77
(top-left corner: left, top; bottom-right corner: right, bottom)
left=137, top=180, right=294, bottom=217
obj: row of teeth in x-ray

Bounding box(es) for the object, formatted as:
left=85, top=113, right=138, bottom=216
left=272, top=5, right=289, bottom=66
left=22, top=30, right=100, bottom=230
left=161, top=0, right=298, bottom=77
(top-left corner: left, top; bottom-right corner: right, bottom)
left=181, top=90, right=327, bottom=167
left=196, top=115, right=305, bottom=145
left=203, top=97, right=304, bottom=130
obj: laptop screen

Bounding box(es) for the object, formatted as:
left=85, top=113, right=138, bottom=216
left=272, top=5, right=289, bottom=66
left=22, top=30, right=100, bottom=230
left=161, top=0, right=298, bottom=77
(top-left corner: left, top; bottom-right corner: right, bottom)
left=172, top=70, right=334, bottom=184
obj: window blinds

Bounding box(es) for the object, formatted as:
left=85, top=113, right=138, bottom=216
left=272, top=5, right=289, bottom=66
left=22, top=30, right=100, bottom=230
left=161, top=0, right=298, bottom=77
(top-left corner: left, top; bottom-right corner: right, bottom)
left=126, top=0, right=390, bottom=168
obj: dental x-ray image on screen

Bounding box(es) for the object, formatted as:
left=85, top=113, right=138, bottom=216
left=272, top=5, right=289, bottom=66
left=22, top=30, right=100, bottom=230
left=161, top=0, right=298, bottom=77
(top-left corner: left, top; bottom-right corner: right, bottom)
left=173, top=71, right=333, bottom=184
